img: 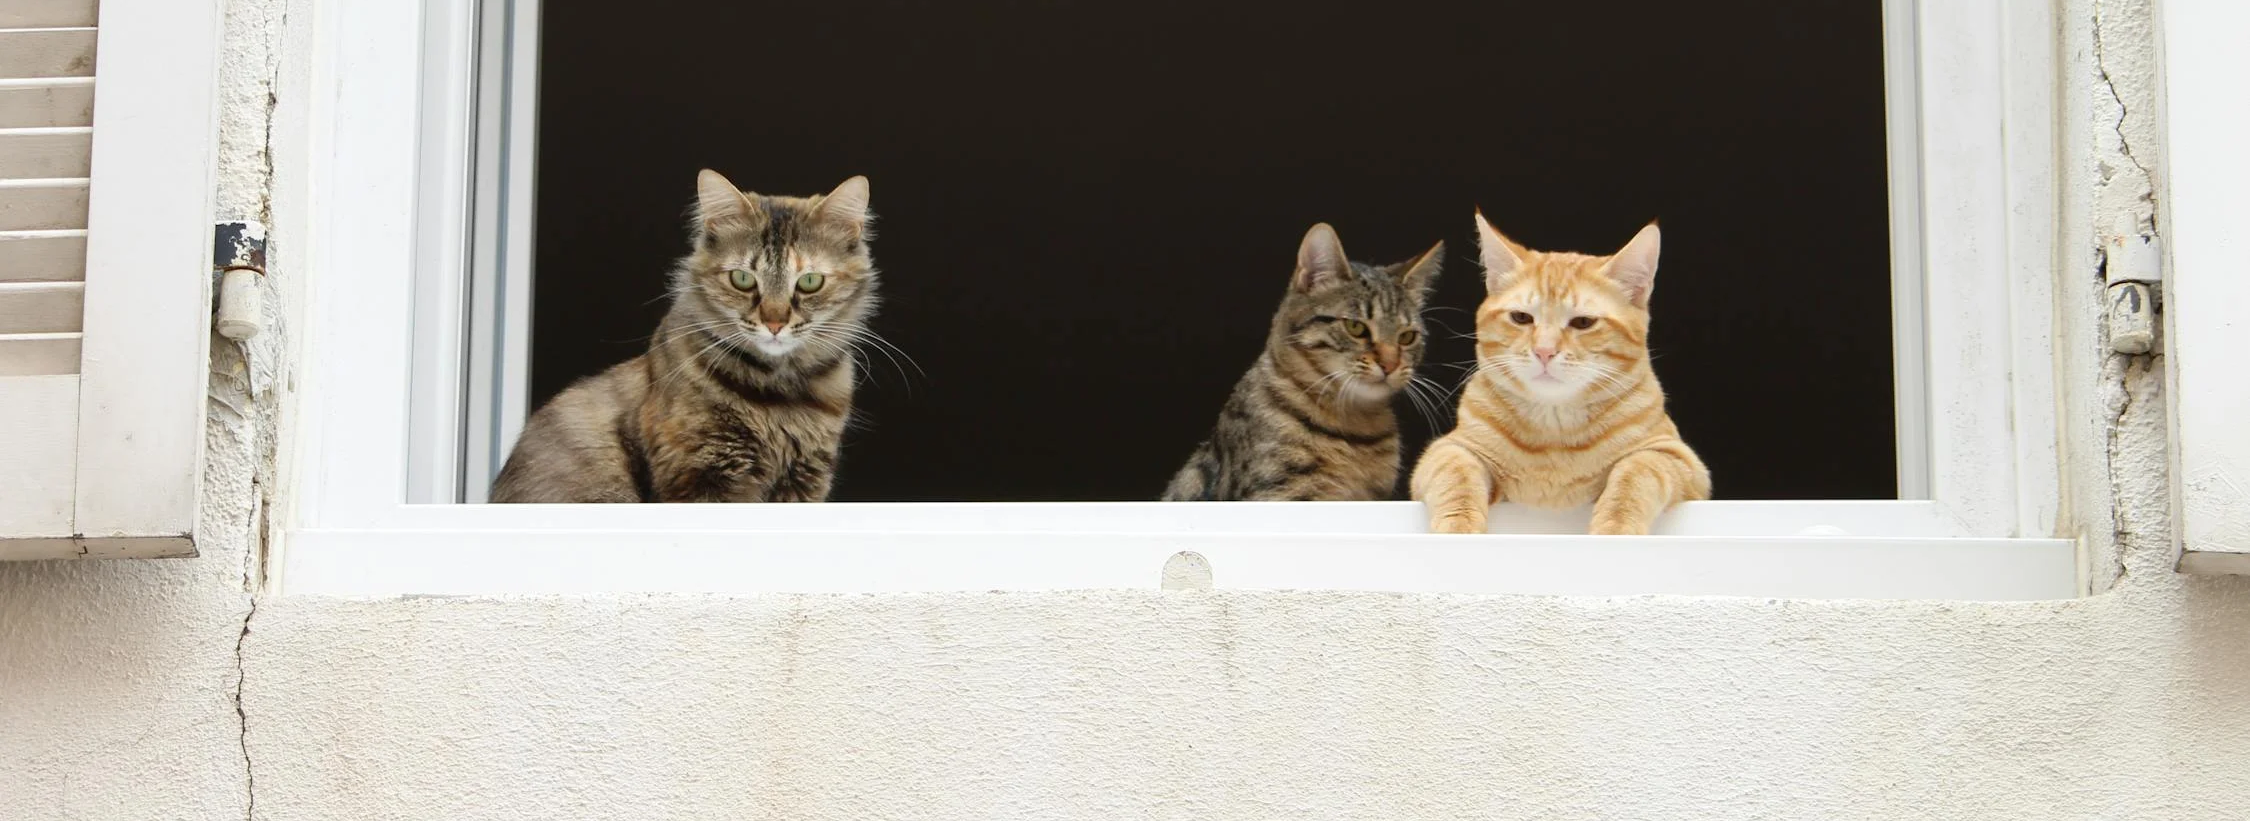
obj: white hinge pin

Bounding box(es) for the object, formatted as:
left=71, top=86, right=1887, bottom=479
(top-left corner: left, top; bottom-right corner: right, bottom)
left=214, top=221, right=268, bottom=341
left=2103, top=230, right=2161, bottom=355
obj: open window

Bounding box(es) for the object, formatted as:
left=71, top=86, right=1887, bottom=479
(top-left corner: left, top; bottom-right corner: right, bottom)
left=285, top=0, right=2074, bottom=597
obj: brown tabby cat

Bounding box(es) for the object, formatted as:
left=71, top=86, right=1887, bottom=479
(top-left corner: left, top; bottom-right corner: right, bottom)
left=1162, top=223, right=1444, bottom=501
left=1410, top=212, right=1710, bottom=534
left=489, top=170, right=876, bottom=503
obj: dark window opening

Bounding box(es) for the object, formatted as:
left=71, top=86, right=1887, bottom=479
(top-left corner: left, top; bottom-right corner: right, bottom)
left=531, top=0, right=1896, bottom=502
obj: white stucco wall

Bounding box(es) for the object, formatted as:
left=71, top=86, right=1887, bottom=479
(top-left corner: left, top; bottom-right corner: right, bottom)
left=6, top=1, right=2249, bottom=818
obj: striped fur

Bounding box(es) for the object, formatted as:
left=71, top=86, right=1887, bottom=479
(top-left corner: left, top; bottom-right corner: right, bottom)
left=1410, top=213, right=1710, bottom=534
left=490, top=170, right=877, bottom=503
left=1163, top=224, right=1444, bottom=501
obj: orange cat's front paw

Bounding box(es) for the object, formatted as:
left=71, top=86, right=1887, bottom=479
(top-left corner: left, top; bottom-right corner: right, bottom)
left=1428, top=510, right=1487, bottom=535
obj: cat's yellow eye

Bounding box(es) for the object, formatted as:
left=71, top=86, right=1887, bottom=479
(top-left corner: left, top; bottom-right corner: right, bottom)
left=1397, top=329, right=1419, bottom=346
left=796, top=272, right=826, bottom=293
left=1508, top=311, right=1535, bottom=325
left=728, top=268, right=755, bottom=291
left=1567, top=316, right=1598, bottom=330
left=1341, top=319, right=1369, bottom=338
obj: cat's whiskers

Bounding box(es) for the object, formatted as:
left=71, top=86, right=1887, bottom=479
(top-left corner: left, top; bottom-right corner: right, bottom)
left=1576, top=358, right=1646, bottom=399
left=1398, top=374, right=1446, bottom=434
left=1411, top=372, right=1456, bottom=398
left=1309, top=370, right=1360, bottom=414
left=649, top=317, right=741, bottom=348
left=815, top=323, right=925, bottom=378
left=1308, top=370, right=1345, bottom=408
left=653, top=325, right=750, bottom=391
left=1448, top=356, right=1516, bottom=390
left=1419, top=311, right=1468, bottom=340
left=792, top=329, right=871, bottom=377
left=644, top=281, right=695, bottom=308
left=798, top=323, right=921, bottom=389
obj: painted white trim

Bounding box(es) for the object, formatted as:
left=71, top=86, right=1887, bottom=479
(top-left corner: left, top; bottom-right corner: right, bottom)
left=460, top=0, right=537, bottom=504
left=2156, top=0, right=2250, bottom=574
left=296, top=0, right=422, bottom=527
left=405, top=0, right=479, bottom=506
left=1909, top=0, right=2025, bottom=537
left=412, top=0, right=537, bottom=504
left=284, top=530, right=2076, bottom=600
left=2000, top=0, right=2061, bottom=541
left=1889, top=0, right=2062, bottom=536
left=287, top=0, right=2069, bottom=594
left=325, top=499, right=1972, bottom=538
left=1881, top=0, right=1931, bottom=501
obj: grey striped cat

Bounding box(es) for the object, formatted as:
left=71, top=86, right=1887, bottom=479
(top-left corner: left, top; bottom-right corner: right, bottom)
left=1161, top=224, right=1444, bottom=501
left=489, top=170, right=876, bottom=503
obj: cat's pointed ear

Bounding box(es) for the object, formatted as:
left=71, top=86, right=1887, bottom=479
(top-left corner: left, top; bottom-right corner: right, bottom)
left=818, top=175, right=872, bottom=230
left=695, top=169, right=758, bottom=228
left=1602, top=221, right=1661, bottom=308
left=1396, top=239, right=1445, bottom=293
left=1474, top=208, right=1527, bottom=292
left=1293, top=223, right=1350, bottom=293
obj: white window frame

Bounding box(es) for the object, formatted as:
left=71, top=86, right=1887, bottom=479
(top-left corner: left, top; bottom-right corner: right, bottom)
left=280, top=0, right=2074, bottom=598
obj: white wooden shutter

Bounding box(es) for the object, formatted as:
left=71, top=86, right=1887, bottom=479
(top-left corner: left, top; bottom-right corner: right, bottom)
left=2159, top=0, right=2250, bottom=574
left=0, top=0, right=222, bottom=559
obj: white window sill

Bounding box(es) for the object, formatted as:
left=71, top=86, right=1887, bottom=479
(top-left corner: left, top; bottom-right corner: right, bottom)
left=278, top=501, right=2076, bottom=600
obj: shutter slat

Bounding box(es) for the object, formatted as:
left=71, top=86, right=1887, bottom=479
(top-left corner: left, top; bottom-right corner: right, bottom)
left=0, top=79, right=96, bottom=128
left=0, top=331, right=78, bottom=375
left=0, top=28, right=97, bottom=79
left=0, top=229, right=86, bottom=281
left=0, top=126, right=89, bottom=177
left=0, top=0, right=98, bottom=28
left=0, top=280, right=83, bottom=333
left=0, top=178, right=87, bottom=230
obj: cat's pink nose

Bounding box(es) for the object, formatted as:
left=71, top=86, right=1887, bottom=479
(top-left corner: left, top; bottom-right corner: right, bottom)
left=764, top=319, right=787, bottom=335
left=1533, top=347, right=1558, bottom=365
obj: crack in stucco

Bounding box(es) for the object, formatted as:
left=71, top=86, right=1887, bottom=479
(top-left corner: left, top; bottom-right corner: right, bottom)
left=233, top=594, right=258, bottom=821
left=2091, top=0, right=2158, bottom=233
left=255, top=1, right=288, bottom=229
left=2103, top=352, right=2138, bottom=586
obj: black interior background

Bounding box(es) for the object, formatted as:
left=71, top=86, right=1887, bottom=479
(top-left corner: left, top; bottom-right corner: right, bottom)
left=530, top=0, right=1895, bottom=501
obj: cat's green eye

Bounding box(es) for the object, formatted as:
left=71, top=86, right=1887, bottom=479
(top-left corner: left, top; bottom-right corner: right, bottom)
left=795, top=272, right=826, bottom=294
left=1398, top=329, right=1420, bottom=346
left=728, top=268, right=755, bottom=291
left=1341, top=319, right=1369, bottom=338
left=1567, top=316, right=1599, bottom=330
left=1508, top=311, right=1535, bottom=325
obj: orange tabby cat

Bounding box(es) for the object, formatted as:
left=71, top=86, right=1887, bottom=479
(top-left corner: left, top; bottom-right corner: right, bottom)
left=1410, top=212, right=1710, bottom=535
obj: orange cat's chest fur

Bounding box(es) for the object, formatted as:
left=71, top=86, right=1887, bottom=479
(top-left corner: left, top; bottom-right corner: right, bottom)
left=1451, top=376, right=1681, bottom=509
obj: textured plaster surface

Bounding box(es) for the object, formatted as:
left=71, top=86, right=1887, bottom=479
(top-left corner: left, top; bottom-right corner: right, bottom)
left=249, top=587, right=2250, bottom=820
left=8, top=2, right=2250, bottom=819
left=2077, top=0, right=2169, bottom=592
